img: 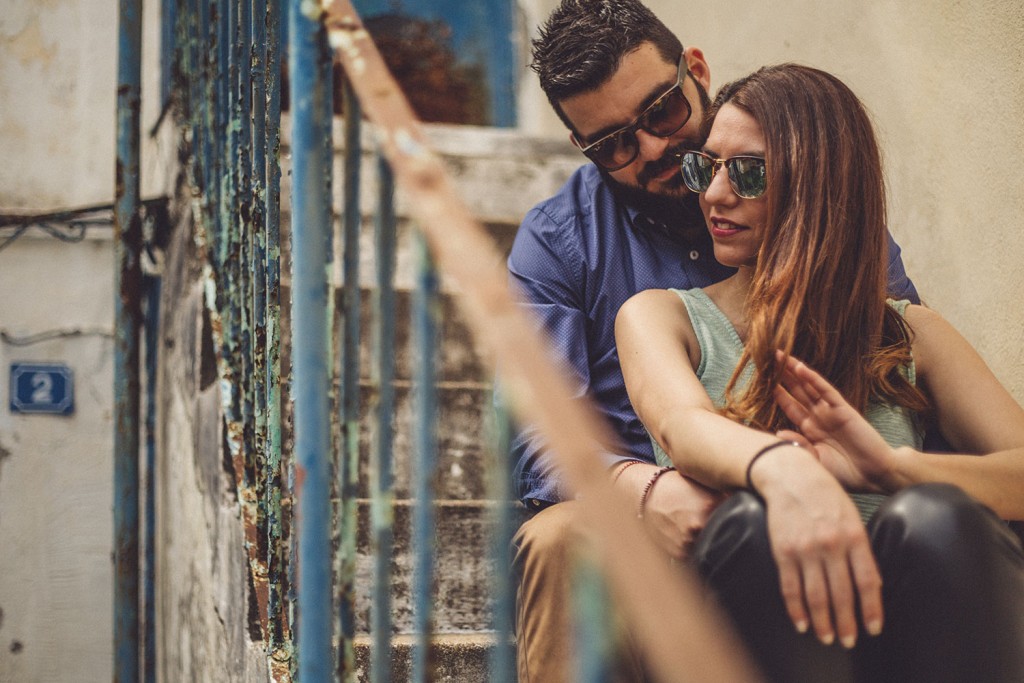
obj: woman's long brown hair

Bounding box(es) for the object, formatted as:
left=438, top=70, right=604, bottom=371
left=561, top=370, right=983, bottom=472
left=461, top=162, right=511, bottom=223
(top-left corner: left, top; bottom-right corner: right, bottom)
left=708, top=64, right=929, bottom=430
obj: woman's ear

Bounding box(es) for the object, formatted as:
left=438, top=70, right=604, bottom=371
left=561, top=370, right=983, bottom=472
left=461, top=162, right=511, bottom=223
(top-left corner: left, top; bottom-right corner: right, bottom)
left=684, top=46, right=711, bottom=92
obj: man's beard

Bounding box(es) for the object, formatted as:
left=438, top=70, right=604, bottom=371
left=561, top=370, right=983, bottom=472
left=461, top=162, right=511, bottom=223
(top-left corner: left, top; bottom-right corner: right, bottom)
left=600, top=77, right=713, bottom=242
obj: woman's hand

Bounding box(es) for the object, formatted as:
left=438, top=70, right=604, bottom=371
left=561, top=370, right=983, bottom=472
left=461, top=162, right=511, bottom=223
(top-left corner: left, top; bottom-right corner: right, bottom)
left=751, top=444, right=884, bottom=648
left=773, top=351, right=898, bottom=492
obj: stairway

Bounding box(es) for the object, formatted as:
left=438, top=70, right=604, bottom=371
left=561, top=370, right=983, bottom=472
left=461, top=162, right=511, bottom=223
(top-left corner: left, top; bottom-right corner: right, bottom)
left=298, top=122, right=581, bottom=681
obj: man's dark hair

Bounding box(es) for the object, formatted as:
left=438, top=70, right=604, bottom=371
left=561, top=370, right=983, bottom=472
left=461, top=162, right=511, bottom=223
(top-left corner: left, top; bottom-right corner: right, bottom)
left=530, top=0, right=683, bottom=130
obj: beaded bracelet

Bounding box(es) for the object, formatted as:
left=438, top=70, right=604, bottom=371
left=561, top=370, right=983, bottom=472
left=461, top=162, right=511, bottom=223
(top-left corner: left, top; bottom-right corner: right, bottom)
left=745, top=440, right=801, bottom=495
left=638, top=466, right=675, bottom=519
left=611, top=459, right=645, bottom=485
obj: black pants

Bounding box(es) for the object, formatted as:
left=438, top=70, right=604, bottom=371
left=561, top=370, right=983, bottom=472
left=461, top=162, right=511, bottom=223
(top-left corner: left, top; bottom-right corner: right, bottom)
left=692, top=484, right=1024, bottom=683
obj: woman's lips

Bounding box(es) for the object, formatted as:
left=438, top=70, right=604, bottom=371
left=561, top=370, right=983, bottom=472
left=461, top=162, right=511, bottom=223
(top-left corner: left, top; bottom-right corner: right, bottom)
left=709, top=218, right=747, bottom=237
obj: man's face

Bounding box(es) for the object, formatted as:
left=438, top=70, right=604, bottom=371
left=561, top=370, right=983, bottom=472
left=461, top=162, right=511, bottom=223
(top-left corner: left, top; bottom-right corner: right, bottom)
left=560, top=43, right=712, bottom=203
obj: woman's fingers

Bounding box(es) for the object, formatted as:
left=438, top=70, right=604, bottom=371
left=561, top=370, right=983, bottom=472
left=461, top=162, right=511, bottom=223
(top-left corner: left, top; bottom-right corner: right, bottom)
left=775, top=554, right=810, bottom=636
left=799, top=558, right=835, bottom=645
left=850, top=541, right=885, bottom=637
left=774, top=384, right=808, bottom=422
left=824, top=548, right=860, bottom=648
left=778, top=539, right=876, bottom=649
left=783, top=353, right=848, bottom=409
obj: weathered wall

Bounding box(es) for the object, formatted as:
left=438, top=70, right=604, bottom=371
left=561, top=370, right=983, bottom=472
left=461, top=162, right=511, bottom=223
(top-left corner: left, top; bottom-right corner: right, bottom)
left=155, top=206, right=269, bottom=682
left=519, top=0, right=1024, bottom=402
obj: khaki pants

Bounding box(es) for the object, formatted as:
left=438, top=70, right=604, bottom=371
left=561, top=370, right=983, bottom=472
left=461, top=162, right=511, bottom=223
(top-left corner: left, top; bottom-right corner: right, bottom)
left=512, top=502, right=649, bottom=683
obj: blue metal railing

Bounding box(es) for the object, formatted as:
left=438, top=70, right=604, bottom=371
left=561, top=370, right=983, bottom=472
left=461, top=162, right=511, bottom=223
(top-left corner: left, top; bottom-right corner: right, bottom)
left=288, top=1, right=335, bottom=679
left=125, top=3, right=516, bottom=677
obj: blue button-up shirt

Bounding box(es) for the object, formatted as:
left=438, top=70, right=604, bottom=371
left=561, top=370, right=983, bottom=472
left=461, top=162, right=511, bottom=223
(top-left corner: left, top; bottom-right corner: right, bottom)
left=507, top=163, right=918, bottom=507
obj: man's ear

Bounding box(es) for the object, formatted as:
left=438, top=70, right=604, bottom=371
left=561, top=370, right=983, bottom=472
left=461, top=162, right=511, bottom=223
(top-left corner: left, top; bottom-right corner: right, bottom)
left=684, top=46, right=711, bottom=92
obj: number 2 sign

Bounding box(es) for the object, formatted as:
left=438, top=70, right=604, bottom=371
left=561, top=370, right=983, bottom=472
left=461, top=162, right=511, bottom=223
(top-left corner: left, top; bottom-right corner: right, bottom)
left=9, top=363, right=74, bottom=415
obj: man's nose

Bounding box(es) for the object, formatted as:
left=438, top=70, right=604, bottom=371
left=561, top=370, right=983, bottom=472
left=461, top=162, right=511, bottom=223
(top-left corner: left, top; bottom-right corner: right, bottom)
left=635, top=128, right=670, bottom=162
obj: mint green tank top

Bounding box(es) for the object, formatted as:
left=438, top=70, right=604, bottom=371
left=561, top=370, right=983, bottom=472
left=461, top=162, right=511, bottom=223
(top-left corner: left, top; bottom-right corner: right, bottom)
left=651, top=288, right=923, bottom=523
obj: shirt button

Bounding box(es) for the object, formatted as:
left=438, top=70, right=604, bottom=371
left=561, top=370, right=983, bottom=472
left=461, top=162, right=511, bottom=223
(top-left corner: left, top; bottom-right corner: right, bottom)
left=689, top=250, right=700, bottom=260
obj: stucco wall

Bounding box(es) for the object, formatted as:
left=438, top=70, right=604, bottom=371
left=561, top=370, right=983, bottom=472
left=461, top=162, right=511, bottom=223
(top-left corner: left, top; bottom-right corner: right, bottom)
left=0, top=0, right=172, bottom=680
left=0, top=237, right=116, bottom=682
left=519, top=1, right=1024, bottom=402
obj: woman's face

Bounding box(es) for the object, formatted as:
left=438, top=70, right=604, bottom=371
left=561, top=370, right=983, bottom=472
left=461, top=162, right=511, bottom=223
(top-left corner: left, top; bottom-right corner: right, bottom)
left=698, top=103, right=768, bottom=270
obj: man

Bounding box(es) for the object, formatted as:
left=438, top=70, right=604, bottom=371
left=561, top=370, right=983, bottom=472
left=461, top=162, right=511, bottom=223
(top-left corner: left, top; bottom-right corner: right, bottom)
left=507, top=1, right=919, bottom=680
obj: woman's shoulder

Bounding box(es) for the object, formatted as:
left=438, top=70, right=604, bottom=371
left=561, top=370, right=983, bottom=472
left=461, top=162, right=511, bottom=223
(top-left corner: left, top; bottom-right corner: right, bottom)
left=900, top=302, right=946, bottom=330
left=616, top=288, right=702, bottom=369
left=899, top=303, right=970, bottom=377
left=617, top=288, right=694, bottom=332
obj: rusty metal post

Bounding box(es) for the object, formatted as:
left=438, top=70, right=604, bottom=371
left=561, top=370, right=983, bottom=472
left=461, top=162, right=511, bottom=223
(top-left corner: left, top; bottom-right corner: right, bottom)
left=410, top=231, right=439, bottom=683
left=288, top=0, right=334, bottom=678
left=114, top=0, right=143, bottom=679
left=488, top=404, right=515, bottom=683
left=369, top=154, right=397, bottom=683
left=336, top=79, right=361, bottom=683
left=263, top=0, right=291, bottom=670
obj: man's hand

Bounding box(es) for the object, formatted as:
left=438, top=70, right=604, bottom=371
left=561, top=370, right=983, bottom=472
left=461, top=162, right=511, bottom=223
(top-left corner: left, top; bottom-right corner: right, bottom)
left=614, top=462, right=724, bottom=560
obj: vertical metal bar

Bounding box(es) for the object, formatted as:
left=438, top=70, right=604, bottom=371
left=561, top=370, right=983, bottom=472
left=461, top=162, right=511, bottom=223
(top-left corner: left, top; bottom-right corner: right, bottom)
left=249, top=0, right=271, bottom=651
left=288, top=0, right=334, bottom=679
left=114, top=0, right=143, bottom=680
left=264, top=0, right=289, bottom=669
left=143, top=274, right=161, bottom=683
left=236, top=0, right=256, bottom=507
left=488, top=404, right=515, bottom=683
left=223, top=0, right=240, bottom=379
left=182, top=0, right=201, bottom=181
left=370, top=154, right=397, bottom=683
left=411, top=231, right=439, bottom=683
left=336, top=80, right=361, bottom=683
left=198, top=0, right=215, bottom=211
left=216, top=0, right=231, bottom=263
left=251, top=0, right=268, bottom=437
left=160, top=0, right=176, bottom=109
left=574, top=561, right=612, bottom=683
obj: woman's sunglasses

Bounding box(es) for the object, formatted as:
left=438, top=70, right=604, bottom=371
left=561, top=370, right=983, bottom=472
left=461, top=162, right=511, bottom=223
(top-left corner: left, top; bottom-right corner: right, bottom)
left=679, top=151, right=767, bottom=199
left=571, top=55, right=693, bottom=172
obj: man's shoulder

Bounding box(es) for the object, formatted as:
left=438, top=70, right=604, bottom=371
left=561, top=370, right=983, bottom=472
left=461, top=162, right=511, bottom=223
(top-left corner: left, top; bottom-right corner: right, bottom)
left=524, top=163, right=617, bottom=229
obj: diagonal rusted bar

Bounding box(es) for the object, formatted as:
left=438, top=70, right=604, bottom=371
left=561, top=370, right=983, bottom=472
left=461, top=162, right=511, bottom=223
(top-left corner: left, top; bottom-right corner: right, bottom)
left=319, top=2, right=762, bottom=681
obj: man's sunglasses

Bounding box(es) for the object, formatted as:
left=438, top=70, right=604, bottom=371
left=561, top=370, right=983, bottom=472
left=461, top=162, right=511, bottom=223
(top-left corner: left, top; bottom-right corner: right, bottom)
left=571, top=55, right=693, bottom=172
left=679, top=151, right=767, bottom=199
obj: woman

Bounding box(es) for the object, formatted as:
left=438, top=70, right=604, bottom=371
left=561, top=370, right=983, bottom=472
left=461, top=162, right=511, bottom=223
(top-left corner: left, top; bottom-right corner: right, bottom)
left=615, top=64, right=1024, bottom=682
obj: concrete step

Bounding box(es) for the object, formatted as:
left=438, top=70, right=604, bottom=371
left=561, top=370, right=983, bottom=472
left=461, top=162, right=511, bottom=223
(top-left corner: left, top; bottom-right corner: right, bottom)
left=357, top=381, right=493, bottom=501
left=275, top=300, right=495, bottom=500
left=281, top=118, right=581, bottom=228
left=280, top=211, right=518, bottom=292
left=355, top=499, right=526, bottom=634
left=279, top=118, right=582, bottom=292
left=350, top=286, right=488, bottom=385
left=353, top=632, right=510, bottom=683
left=281, top=283, right=491, bottom=385
left=281, top=283, right=498, bottom=500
